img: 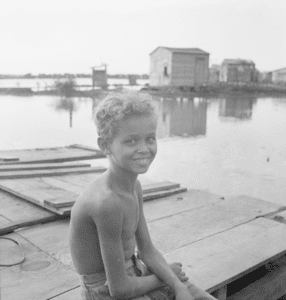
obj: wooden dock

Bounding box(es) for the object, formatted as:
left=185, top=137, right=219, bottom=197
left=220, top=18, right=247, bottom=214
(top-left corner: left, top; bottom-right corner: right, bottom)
left=1, top=145, right=286, bottom=299
left=1, top=188, right=286, bottom=300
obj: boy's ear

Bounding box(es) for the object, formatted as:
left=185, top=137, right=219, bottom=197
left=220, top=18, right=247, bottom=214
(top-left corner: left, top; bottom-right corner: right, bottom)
left=97, top=137, right=111, bottom=155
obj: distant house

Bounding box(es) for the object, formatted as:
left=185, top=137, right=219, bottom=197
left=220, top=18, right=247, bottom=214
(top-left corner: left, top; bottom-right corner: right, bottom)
left=149, top=47, right=209, bottom=87
left=271, top=67, right=286, bottom=85
left=220, top=59, right=256, bottom=83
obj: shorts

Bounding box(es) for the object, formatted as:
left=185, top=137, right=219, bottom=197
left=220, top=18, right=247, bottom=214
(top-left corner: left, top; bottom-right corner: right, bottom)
left=79, top=254, right=216, bottom=300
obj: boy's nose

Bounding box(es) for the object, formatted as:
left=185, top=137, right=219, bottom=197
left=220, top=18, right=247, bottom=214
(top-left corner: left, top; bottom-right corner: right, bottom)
left=137, top=142, right=149, bottom=153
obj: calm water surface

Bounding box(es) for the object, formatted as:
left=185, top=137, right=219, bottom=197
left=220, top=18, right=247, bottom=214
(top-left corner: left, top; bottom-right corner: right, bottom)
left=1, top=92, right=286, bottom=205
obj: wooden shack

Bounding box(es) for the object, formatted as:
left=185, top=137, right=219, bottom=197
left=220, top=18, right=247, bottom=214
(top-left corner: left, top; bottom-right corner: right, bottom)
left=149, top=47, right=209, bottom=87
left=220, top=59, right=256, bottom=83
left=271, top=67, right=286, bottom=85
left=92, top=65, right=108, bottom=88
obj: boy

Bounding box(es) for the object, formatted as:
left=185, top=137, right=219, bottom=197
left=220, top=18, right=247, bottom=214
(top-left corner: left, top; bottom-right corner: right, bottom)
left=69, top=91, right=216, bottom=300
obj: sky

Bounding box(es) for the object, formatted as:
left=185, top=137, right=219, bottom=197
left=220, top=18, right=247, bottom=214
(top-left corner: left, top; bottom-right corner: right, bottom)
left=1, top=0, right=286, bottom=75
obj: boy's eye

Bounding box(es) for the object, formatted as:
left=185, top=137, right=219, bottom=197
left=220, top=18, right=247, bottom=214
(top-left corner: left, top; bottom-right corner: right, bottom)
left=125, top=139, right=137, bottom=145
left=147, top=136, right=156, bottom=143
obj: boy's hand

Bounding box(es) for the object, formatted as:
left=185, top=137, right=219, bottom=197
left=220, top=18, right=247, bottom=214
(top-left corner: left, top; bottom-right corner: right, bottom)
left=169, top=262, right=189, bottom=282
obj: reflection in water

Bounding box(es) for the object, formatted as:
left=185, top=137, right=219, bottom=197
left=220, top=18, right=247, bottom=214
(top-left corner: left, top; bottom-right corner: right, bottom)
left=272, top=98, right=286, bottom=107
left=53, top=98, right=78, bottom=128
left=219, top=96, right=256, bottom=120
left=155, top=97, right=207, bottom=138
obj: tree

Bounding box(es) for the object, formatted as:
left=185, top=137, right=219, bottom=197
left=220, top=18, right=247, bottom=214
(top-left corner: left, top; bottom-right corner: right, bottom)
left=54, top=78, right=76, bottom=98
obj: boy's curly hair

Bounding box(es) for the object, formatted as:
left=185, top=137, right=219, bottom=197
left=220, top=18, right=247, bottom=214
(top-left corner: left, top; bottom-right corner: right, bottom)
left=94, top=91, right=157, bottom=141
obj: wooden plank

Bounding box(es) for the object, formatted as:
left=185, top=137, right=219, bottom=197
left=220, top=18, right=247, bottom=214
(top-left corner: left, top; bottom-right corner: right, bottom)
left=15, top=175, right=87, bottom=192
left=228, top=254, right=286, bottom=300
left=16, top=219, right=74, bottom=269
left=0, top=145, right=105, bottom=165
left=163, top=218, right=286, bottom=293
left=50, top=174, right=94, bottom=188
left=41, top=204, right=71, bottom=216
left=0, top=162, right=91, bottom=172
left=0, top=155, right=19, bottom=162
left=0, top=179, right=65, bottom=206
left=142, top=181, right=180, bottom=193
left=45, top=197, right=78, bottom=208
left=69, top=143, right=103, bottom=152
left=143, top=187, right=187, bottom=202
left=266, top=209, right=286, bottom=225
left=40, top=176, right=85, bottom=195
left=0, top=179, right=80, bottom=209
left=0, top=166, right=106, bottom=179
left=0, top=190, right=54, bottom=223
left=0, top=188, right=73, bottom=216
left=0, top=214, right=66, bottom=236
left=143, top=189, right=225, bottom=222
left=148, top=196, right=283, bottom=253
left=0, top=252, right=79, bottom=300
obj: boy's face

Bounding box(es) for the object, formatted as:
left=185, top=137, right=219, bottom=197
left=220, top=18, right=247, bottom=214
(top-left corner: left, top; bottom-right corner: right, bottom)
left=107, top=113, right=157, bottom=175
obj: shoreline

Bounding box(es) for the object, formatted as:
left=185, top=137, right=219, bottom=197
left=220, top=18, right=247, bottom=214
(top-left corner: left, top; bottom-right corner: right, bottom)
left=0, top=83, right=286, bottom=98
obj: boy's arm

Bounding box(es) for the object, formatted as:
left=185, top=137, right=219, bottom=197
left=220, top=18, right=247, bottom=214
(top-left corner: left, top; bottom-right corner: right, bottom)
left=135, top=182, right=193, bottom=299
left=93, top=194, right=164, bottom=299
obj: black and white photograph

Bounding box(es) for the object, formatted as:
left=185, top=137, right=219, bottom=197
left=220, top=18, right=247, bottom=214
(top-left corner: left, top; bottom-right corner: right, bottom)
left=1, top=1, right=286, bottom=299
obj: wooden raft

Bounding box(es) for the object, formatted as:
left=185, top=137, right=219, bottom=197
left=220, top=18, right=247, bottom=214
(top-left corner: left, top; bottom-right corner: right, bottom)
left=1, top=190, right=286, bottom=300
left=0, top=144, right=105, bottom=165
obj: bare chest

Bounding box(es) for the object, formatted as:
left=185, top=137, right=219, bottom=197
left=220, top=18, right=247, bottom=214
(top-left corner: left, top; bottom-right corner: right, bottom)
left=121, top=196, right=140, bottom=239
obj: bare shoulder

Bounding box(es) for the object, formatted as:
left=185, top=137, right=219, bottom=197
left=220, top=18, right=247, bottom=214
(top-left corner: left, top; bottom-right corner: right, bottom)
left=71, top=176, right=123, bottom=221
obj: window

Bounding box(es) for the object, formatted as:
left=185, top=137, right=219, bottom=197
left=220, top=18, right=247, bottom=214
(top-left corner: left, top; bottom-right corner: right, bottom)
left=164, top=66, right=168, bottom=77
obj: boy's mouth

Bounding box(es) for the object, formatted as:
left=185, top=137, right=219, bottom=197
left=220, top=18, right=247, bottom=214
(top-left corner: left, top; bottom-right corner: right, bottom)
left=133, top=157, right=151, bottom=165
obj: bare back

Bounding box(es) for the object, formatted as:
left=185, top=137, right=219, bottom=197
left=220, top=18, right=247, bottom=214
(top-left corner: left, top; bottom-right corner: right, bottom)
left=69, top=173, right=140, bottom=275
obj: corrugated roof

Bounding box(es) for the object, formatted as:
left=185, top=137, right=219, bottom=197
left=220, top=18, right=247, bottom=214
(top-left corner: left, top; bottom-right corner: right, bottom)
left=150, top=46, right=209, bottom=55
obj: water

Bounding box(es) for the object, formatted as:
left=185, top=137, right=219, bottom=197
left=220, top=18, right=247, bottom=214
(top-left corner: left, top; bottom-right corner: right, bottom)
left=0, top=77, right=147, bottom=91
left=1, top=86, right=286, bottom=205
